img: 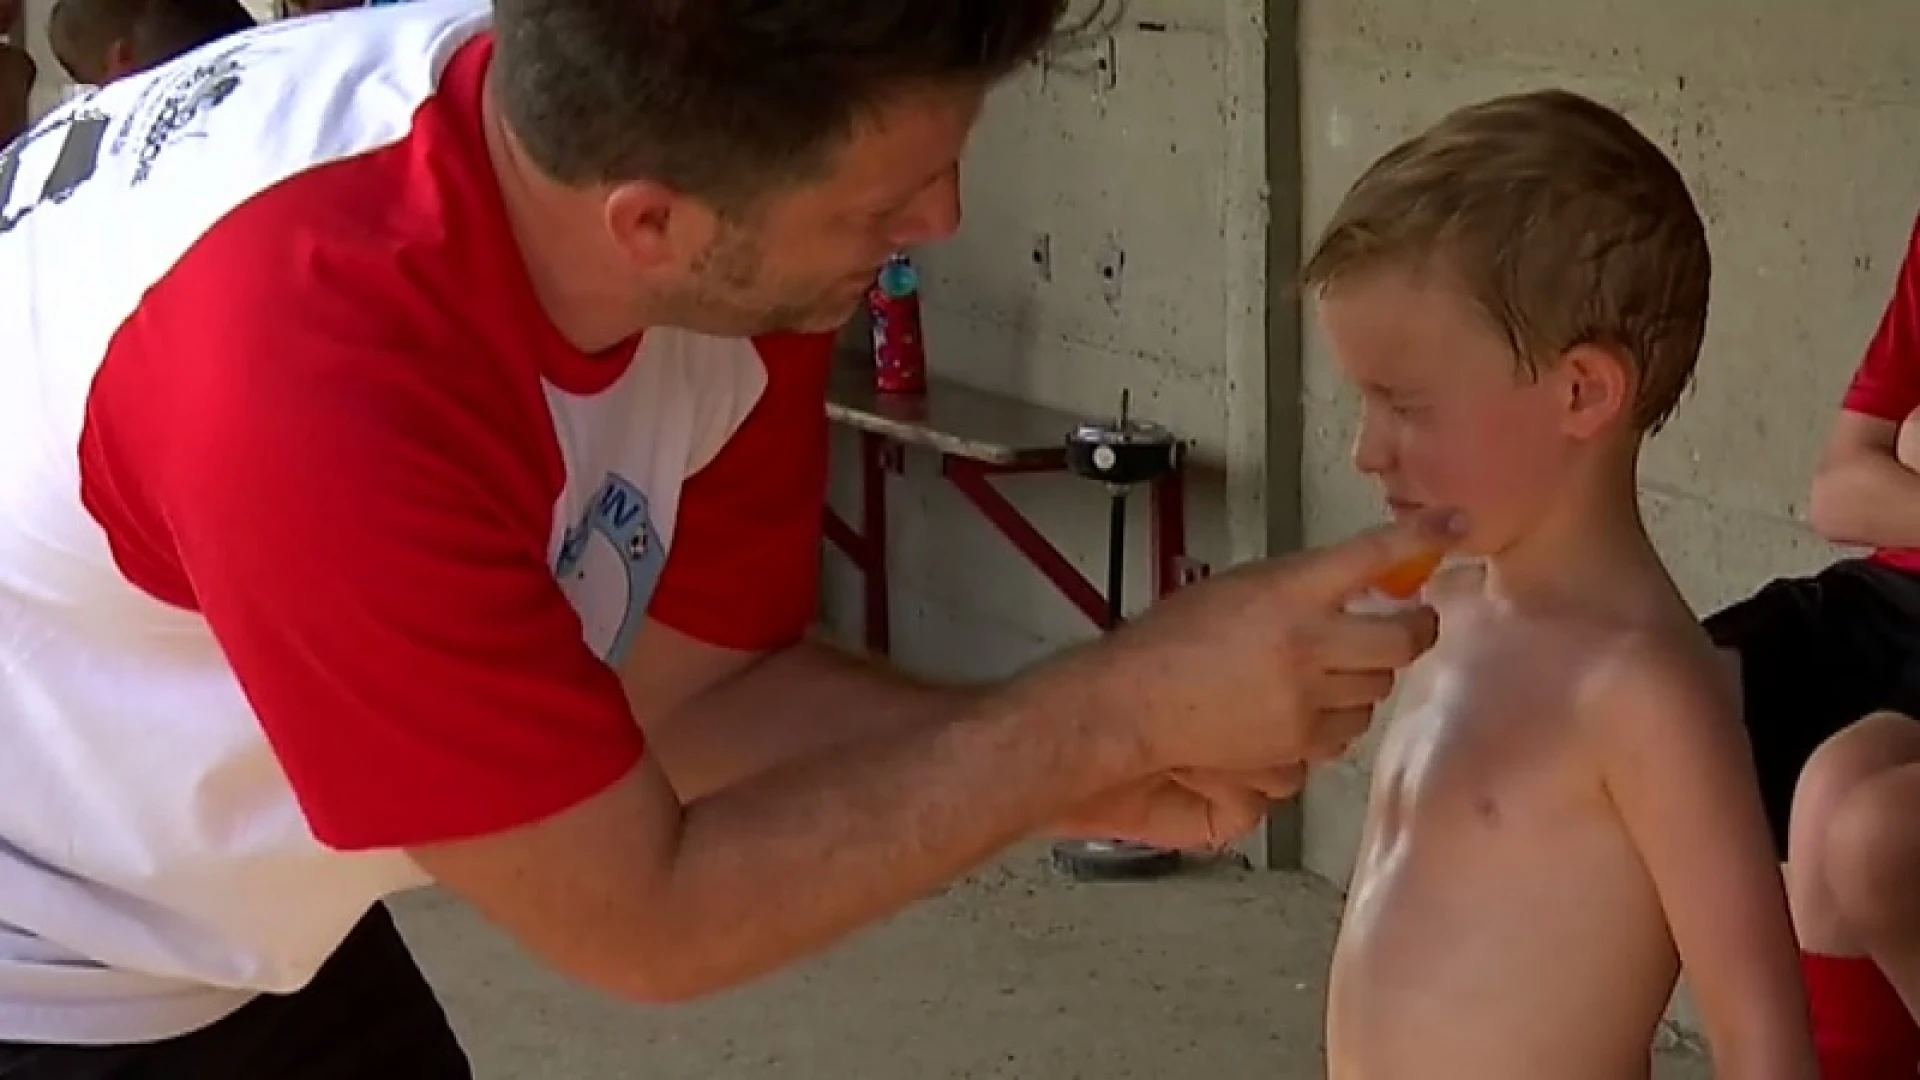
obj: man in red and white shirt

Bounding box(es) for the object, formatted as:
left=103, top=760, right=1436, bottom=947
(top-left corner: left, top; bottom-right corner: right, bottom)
left=0, top=0, right=1450, bottom=1073
left=1708, top=213, right=1920, bottom=1078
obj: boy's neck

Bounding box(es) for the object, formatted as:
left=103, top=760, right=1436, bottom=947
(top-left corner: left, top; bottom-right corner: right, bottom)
left=1481, top=444, right=1671, bottom=616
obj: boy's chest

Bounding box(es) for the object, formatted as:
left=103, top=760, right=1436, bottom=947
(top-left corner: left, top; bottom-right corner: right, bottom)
left=1374, top=625, right=1600, bottom=833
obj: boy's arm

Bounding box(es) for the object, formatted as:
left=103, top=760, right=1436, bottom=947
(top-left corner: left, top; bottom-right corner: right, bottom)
left=1895, top=408, right=1920, bottom=473
left=1589, top=638, right=1816, bottom=1080
left=1811, top=213, right=1920, bottom=547
left=1808, top=410, right=1920, bottom=548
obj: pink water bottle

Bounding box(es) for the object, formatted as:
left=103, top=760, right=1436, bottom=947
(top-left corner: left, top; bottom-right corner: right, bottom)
left=868, top=253, right=927, bottom=395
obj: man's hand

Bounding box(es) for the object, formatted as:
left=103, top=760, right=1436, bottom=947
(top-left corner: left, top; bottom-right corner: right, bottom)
left=1056, top=767, right=1305, bottom=850
left=1045, top=514, right=1455, bottom=851
left=1078, top=511, right=1457, bottom=778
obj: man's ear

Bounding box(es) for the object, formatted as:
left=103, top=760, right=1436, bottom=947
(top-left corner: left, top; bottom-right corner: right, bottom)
left=102, top=39, right=138, bottom=82
left=604, top=180, right=713, bottom=273
left=1559, top=342, right=1633, bottom=440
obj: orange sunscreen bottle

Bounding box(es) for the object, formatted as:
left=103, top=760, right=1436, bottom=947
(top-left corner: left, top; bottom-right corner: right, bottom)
left=1373, top=548, right=1445, bottom=600
left=1346, top=547, right=1446, bottom=615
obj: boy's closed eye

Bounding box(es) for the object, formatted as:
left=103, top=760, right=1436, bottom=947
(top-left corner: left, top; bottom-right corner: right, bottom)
left=1363, top=386, right=1431, bottom=421
left=1387, top=397, right=1431, bottom=420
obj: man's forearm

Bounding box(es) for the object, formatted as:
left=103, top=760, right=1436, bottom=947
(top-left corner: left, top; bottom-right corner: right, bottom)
left=629, top=647, right=1144, bottom=1000
left=650, top=635, right=977, bottom=801
left=1809, top=454, right=1920, bottom=549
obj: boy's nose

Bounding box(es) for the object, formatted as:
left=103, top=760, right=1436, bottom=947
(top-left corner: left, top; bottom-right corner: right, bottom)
left=1350, top=408, right=1394, bottom=475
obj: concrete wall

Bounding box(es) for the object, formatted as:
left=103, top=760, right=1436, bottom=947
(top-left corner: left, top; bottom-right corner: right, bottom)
left=18, top=0, right=66, bottom=118
left=819, top=0, right=1275, bottom=693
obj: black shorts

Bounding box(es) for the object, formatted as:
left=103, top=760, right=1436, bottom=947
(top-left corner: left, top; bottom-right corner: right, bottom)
left=0, top=903, right=470, bottom=1079
left=1706, top=557, right=1920, bottom=860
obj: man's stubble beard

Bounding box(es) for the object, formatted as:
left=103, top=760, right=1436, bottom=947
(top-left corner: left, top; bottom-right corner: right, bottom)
left=667, top=223, right=853, bottom=337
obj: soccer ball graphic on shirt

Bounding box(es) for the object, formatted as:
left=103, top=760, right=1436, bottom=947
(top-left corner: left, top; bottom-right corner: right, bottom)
left=552, top=473, right=668, bottom=663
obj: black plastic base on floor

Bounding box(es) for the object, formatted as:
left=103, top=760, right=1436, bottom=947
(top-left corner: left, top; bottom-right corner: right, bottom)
left=1048, top=839, right=1184, bottom=882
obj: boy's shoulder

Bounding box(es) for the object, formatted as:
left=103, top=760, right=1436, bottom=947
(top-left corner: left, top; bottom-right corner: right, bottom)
left=1427, top=561, right=1731, bottom=729
left=1570, top=616, right=1737, bottom=756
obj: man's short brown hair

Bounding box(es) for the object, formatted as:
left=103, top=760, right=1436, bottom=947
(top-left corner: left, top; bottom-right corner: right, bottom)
left=490, top=0, right=1075, bottom=211
left=1304, top=88, right=1710, bottom=433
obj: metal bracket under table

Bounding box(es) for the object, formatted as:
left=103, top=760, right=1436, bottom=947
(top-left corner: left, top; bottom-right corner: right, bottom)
left=821, top=367, right=1209, bottom=656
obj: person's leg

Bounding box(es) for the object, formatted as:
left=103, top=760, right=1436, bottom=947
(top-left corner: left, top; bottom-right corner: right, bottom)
left=1704, top=563, right=1918, bottom=1078
left=1704, top=569, right=1884, bottom=860
left=1785, top=713, right=1920, bottom=1079
left=0, top=902, right=470, bottom=1079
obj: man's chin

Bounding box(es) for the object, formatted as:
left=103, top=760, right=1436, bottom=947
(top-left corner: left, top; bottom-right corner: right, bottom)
left=770, top=298, right=862, bottom=337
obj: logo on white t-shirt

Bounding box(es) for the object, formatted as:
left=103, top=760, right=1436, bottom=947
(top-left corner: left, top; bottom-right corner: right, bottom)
left=122, top=50, right=246, bottom=184
left=553, top=473, right=667, bottom=663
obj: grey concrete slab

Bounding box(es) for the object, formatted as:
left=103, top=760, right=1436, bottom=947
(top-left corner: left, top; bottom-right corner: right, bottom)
left=399, top=849, right=1710, bottom=1079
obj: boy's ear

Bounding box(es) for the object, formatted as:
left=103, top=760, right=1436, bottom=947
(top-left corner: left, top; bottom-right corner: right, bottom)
left=1558, top=343, right=1632, bottom=440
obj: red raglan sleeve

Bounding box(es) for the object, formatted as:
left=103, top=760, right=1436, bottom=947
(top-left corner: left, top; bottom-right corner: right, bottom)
left=645, top=330, right=834, bottom=652
left=1843, top=211, right=1920, bottom=423
left=78, top=258, right=645, bottom=854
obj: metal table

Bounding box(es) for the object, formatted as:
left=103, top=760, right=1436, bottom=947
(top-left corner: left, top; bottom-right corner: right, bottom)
left=822, top=366, right=1208, bottom=655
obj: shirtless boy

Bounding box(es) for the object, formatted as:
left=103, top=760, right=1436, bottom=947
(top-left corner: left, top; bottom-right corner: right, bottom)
left=1310, top=89, right=1818, bottom=1079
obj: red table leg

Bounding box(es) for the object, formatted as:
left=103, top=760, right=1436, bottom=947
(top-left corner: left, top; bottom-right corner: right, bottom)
left=857, top=432, right=892, bottom=654
left=829, top=440, right=1205, bottom=653
left=1150, top=459, right=1207, bottom=597
left=821, top=431, right=895, bottom=655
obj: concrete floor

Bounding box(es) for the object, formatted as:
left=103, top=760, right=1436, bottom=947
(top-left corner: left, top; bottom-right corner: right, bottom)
left=396, top=845, right=1710, bottom=1079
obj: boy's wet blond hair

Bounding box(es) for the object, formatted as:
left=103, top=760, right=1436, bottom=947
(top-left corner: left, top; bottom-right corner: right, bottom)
left=1304, top=89, right=1710, bottom=433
